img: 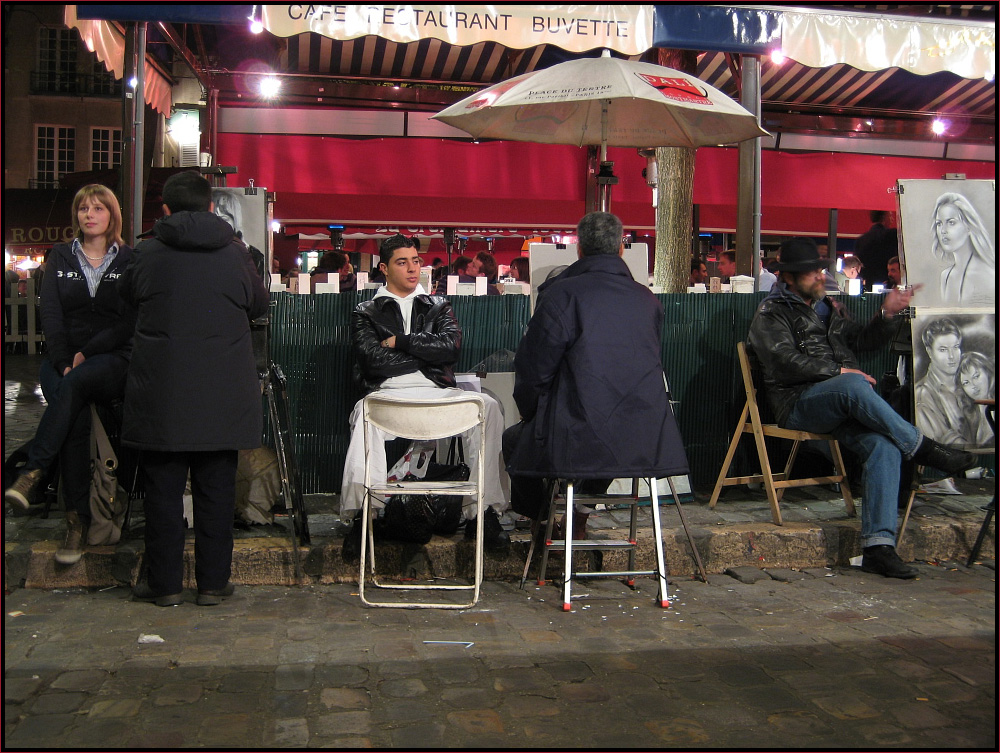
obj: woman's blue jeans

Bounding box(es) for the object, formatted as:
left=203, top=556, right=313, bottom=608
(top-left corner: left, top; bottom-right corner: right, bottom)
left=31, top=355, right=129, bottom=519
left=785, top=373, right=922, bottom=548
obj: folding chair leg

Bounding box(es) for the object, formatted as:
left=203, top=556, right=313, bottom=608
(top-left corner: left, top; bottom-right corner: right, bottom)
left=829, top=440, right=856, bottom=517
left=752, top=429, right=784, bottom=526
left=896, top=464, right=921, bottom=547
left=777, top=440, right=804, bottom=505
left=709, top=403, right=749, bottom=509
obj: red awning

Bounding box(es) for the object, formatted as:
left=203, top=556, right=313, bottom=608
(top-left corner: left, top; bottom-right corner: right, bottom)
left=219, top=133, right=993, bottom=237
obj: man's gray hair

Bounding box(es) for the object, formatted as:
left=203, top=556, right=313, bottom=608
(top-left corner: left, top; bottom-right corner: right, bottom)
left=577, top=211, right=623, bottom=256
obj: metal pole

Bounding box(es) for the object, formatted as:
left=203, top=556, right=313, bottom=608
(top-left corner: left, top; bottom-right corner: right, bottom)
left=827, top=208, right=838, bottom=264
left=736, top=55, right=762, bottom=286
left=120, top=24, right=137, bottom=245
left=132, top=22, right=146, bottom=244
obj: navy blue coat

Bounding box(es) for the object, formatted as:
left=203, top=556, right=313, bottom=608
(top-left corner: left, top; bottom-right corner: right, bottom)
left=118, top=211, right=269, bottom=451
left=507, top=253, right=689, bottom=479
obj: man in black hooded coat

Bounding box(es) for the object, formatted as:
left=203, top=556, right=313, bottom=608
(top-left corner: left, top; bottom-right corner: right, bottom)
left=119, top=172, right=269, bottom=606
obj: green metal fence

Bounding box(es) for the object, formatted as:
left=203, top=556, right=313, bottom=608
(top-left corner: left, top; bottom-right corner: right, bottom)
left=268, top=292, right=898, bottom=492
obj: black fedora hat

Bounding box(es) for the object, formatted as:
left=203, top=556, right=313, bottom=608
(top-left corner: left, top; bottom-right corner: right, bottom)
left=774, top=237, right=829, bottom=272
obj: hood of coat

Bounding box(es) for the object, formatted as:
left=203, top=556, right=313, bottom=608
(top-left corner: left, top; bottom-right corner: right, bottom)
left=537, top=252, right=632, bottom=296
left=151, top=211, right=236, bottom=250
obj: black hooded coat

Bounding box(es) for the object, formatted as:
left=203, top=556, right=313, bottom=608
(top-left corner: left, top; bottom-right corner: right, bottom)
left=119, top=211, right=269, bottom=451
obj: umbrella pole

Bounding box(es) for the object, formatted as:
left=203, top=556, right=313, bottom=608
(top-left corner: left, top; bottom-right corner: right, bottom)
left=597, top=100, right=617, bottom=213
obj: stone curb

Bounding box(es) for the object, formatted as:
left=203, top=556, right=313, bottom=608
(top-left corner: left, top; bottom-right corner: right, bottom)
left=5, top=514, right=992, bottom=591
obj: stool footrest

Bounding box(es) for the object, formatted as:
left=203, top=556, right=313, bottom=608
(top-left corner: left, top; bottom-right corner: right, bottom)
left=571, top=569, right=659, bottom=579
left=545, top=540, right=635, bottom=551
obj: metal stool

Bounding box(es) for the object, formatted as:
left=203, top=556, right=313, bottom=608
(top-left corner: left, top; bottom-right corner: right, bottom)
left=521, top=477, right=707, bottom=611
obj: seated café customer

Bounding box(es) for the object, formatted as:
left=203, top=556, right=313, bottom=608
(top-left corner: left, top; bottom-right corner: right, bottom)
left=312, top=251, right=356, bottom=291
left=747, top=237, right=976, bottom=579
left=885, top=256, right=902, bottom=289
left=340, top=234, right=510, bottom=549
left=433, top=254, right=474, bottom=294
left=688, top=257, right=708, bottom=287
left=467, top=251, right=500, bottom=295
left=4, top=185, right=135, bottom=566
left=838, top=255, right=864, bottom=293
left=121, top=171, right=269, bottom=606
left=504, top=212, right=688, bottom=539
left=718, top=249, right=736, bottom=282
left=509, top=256, right=530, bottom=284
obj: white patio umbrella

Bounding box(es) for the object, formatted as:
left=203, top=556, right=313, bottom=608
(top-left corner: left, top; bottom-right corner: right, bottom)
left=433, top=50, right=768, bottom=161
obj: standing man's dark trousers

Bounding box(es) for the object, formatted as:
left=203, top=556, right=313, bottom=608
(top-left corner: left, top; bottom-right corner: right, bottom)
left=141, top=450, right=237, bottom=596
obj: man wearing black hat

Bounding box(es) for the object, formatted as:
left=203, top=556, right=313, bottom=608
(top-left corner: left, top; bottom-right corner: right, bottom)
left=747, top=237, right=976, bottom=579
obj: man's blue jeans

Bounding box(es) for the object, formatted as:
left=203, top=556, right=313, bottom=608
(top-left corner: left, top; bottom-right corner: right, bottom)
left=785, top=373, right=922, bottom=548
left=30, top=355, right=129, bottom=519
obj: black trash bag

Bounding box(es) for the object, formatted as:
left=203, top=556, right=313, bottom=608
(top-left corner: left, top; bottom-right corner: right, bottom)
left=373, top=438, right=470, bottom=541
left=375, top=494, right=435, bottom=544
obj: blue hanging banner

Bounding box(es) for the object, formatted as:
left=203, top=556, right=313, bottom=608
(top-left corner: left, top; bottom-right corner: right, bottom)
left=653, top=6, right=780, bottom=54
left=75, top=5, right=252, bottom=25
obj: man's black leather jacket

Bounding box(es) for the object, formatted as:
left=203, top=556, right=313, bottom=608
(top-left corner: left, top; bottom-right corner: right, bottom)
left=747, top=282, right=896, bottom=426
left=351, top=293, right=461, bottom=394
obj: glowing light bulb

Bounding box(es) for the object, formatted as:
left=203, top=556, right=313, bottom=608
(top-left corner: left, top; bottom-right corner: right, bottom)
left=259, top=77, right=281, bottom=98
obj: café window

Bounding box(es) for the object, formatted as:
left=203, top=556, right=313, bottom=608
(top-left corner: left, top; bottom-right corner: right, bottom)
left=91, top=127, right=122, bottom=170
left=35, top=125, right=76, bottom=189
left=36, top=27, right=78, bottom=94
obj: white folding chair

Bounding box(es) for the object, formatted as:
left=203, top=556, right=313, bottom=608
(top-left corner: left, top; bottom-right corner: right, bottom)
left=359, top=392, right=486, bottom=609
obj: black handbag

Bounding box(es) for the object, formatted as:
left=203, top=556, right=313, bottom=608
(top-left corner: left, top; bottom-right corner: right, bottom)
left=375, top=439, right=469, bottom=542
left=422, top=438, right=469, bottom=536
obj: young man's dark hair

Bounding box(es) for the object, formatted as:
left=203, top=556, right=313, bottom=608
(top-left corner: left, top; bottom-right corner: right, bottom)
left=452, top=255, right=472, bottom=274
left=379, top=233, right=416, bottom=268
left=577, top=211, right=622, bottom=256
left=690, top=257, right=706, bottom=273
left=162, top=171, right=212, bottom=213
left=870, top=210, right=889, bottom=224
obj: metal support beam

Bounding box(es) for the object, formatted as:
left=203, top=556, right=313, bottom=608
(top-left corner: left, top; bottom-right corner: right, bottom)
left=736, top=55, right=762, bottom=287
left=120, top=22, right=147, bottom=246
left=827, top=208, right=839, bottom=264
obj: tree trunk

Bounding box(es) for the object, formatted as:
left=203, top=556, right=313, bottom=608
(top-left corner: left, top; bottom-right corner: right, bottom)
left=653, top=147, right=695, bottom=292
left=652, top=48, right=698, bottom=294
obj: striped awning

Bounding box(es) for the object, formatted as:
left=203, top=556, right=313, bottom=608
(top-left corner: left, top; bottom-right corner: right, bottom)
left=278, top=28, right=994, bottom=125
left=697, top=52, right=996, bottom=121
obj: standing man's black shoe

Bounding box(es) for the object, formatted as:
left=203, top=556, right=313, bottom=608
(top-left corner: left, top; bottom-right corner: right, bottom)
left=913, top=437, right=977, bottom=476
left=860, top=545, right=918, bottom=579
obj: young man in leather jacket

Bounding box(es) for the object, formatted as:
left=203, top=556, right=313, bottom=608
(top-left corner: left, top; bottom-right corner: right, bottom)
left=747, top=237, right=976, bottom=580
left=340, top=234, right=509, bottom=550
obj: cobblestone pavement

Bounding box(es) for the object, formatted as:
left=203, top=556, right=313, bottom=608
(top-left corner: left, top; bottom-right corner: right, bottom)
left=4, top=354, right=996, bottom=748
left=4, top=565, right=996, bottom=749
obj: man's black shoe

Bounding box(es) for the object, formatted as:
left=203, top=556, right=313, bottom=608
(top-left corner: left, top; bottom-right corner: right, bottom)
left=465, top=507, right=510, bottom=551
left=860, top=545, right=918, bottom=580
left=197, top=582, right=235, bottom=606
left=132, top=581, right=184, bottom=607
left=913, top=437, right=977, bottom=476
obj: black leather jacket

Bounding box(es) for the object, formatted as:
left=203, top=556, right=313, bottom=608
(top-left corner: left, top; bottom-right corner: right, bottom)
left=747, top=282, right=896, bottom=426
left=351, top=293, right=461, bottom=394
